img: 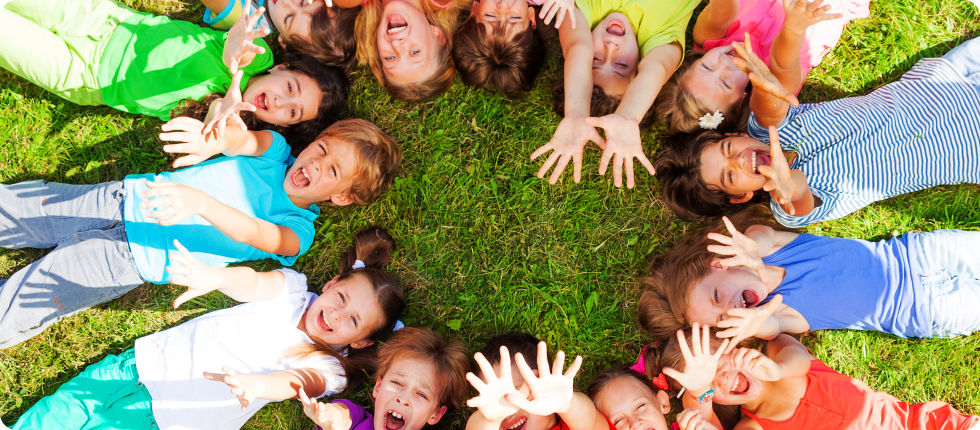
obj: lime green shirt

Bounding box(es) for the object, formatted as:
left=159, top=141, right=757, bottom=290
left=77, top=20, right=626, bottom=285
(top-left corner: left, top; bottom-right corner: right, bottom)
left=98, top=12, right=273, bottom=121
left=577, top=0, right=698, bottom=57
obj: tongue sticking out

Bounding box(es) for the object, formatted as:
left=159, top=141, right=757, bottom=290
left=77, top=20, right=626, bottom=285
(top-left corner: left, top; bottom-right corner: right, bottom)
left=742, top=290, right=760, bottom=307
left=387, top=15, right=408, bottom=33
left=292, top=167, right=311, bottom=189
left=386, top=412, right=406, bottom=430
left=731, top=373, right=751, bottom=395
left=606, top=20, right=626, bottom=36
left=754, top=151, right=771, bottom=171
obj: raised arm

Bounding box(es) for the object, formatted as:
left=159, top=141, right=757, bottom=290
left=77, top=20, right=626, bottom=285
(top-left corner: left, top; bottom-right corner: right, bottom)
left=159, top=117, right=274, bottom=168
left=730, top=36, right=798, bottom=129
left=223, top=6, right=270, bottom=74
left=692, top=0, right=739, bottom=45
left=166, top=239, right=287, bottom=308
left=205, top=366, right=328, bottom=411
left=768, top=0, right=842, bottom=94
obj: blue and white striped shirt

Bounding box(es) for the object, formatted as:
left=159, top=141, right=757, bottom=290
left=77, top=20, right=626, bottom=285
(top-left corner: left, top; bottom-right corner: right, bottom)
left=748, top=57, right=980, bottom=227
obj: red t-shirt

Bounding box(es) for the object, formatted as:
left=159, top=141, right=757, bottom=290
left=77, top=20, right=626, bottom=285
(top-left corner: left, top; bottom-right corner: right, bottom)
left=549, top=413, right=617, bottom=430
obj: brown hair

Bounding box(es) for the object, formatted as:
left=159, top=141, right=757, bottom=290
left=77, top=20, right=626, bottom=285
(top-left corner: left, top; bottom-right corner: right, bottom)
left=452, top=17, right=545, bottom=98
left=586, top=365, right=663, bottom=402
left=316, top=118, right=402, bottom=205
left=286, top=6, right=362, bottom=74
left=286, top=227, right=405, bottom=388
left=641, top=336, right=743, bottom=430
left=551, top=80, right=657, bottom=129
left=654, top=50, right=750, bottom=135
left=637, top=206, right=794, bottom=342
left=355, top=0, right=467, bottom=101
left=376, top=326, right=471, bottom=409
left=174, top=54, right=350, bottom=146
left=477, top=332, right=541, bottom=376
left=655, top=130, right=766, bottom=220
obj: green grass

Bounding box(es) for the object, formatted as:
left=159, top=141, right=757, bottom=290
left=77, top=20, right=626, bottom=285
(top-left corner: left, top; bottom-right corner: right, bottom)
left=1, top=0, right=979, bottom=428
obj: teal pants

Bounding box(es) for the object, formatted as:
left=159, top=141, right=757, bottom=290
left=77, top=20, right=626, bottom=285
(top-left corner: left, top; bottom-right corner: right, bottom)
left=0, top=0, right=133, bottom=105
left=12, top=349, right=157, bottom=430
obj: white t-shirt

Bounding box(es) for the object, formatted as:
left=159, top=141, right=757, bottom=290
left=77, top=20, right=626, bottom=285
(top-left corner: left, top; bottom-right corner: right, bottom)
left=135, top=269, right=347, bottom=430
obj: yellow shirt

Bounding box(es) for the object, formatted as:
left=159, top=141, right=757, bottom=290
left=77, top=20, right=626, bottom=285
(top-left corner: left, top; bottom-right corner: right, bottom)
left=577, top=0, right=699, bottom=57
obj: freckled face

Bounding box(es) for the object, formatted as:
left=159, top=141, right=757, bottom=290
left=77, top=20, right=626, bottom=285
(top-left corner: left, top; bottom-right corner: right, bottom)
left=683, top=45, right=750, bottom=113
left=591, top=12, right=639, bottom=97
left=593, top=377, right=670, bottom=430
left=377, top=0, right=446, bottom=85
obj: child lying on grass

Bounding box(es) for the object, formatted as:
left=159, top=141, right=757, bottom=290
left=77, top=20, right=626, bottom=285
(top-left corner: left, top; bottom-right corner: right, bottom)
left=10, top=228, right=405, bottom=430
left=639, top=208, right=980, bottom=343
left=650, top=324, right=979, bottom=430
left=298, top=326, right=470, bottom=430
left=656, top=34, right=980, bottom=226
left=0, top=118, right=400, bottom=348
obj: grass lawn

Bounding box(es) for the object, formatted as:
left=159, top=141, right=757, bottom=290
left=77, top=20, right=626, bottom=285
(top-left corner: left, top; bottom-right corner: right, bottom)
left=1, top=0, right=979, bottom=428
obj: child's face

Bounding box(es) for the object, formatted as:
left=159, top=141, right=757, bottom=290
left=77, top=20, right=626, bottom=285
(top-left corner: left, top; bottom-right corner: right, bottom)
left=471, top=0, right=534, bottom=41
left=686, top=261, right=769, bottom=327
left=682, top=46, right=750, bottom=113
left=373, top=358, right=448, bottom=430
left=698, top=134, right=772, bottom=202
left=303, top=273, right=384, bottom=348
left=489, top=362, right=555, bottom=430
left=377, top=0, right=447, bottom=85
left=708, top=351, right=764, bottom=405
left=591, top=13, right=640, bottom=97
left=243, top=66, right=322, bottom=126
left=593, top=377, right=671, bottom=430
left=267, top=0, right=323, bottom=43
left=284, top=135, right=358, bottom=206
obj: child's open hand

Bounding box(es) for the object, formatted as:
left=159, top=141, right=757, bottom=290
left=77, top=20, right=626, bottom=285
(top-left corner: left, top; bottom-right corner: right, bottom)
left=159, top=117, right=225, bottom=168
left=729, top=347, right=784, bottom=382
left=707, top=216, right=769, bottom=283
left=757, top=126, right=798, bottom=215
left=225, top=5, right=270, bottom=74
left=783, top=0, right=842, bottom=33
left=731, top=35, right=799, bottom=107
left=167, top=239, right=226, bottom=309
left=532, top=116, right=606, bottom=184
left=203, top=70, right=257, bottom=138
left=140, top=181, right=211, bottom=226
left=676, top=408, right=721, bottom=430
left=662, top=323, right=730, bottom=395
left=298, top=388, right=353, bottom=430
left=505, top=342, right=582, bottom=416
left=204, top=366, right=265, bottom=411
left=586, top=114, right=656, bottom=189
left=540, top=0, right=576, bottom=29
left=466, top=346, right=520, bottom=422
left=716, top=295, right=784, bottom=352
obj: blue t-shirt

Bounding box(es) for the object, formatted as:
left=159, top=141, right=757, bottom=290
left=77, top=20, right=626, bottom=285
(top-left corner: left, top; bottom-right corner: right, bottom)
left=122, top=131, right=319, bottom=284
left=761, top=233, right=930, bottom=338
left=748, top=55, right=980, bottom=227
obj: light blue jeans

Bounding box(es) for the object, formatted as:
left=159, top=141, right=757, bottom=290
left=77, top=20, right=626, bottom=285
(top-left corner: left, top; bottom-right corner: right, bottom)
left=913, top=229, right=980, bottom=337
left=0, top=180, right=144, bottom=349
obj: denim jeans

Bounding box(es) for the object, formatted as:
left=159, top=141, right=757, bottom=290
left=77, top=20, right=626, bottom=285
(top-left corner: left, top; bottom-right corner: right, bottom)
left=0, top=180, right=144, bottom=349
left=913, top=229, right=980, bottom=337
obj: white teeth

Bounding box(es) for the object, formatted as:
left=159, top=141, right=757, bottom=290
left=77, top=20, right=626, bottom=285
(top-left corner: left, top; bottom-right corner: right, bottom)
left=752, top=150, right=757, bottom=174
left=321, top=312, right=332, bottom=331
left=740, top=294, right=746, bottom=308
left=508, top=418, right=526, bottom=429
left=387, top=25, right=407, bottom=34
left=390, top=411, right=403, bottom=419
left=732, top=374, right=742, bottom=394
left=301, top=167, right=310, bottom=182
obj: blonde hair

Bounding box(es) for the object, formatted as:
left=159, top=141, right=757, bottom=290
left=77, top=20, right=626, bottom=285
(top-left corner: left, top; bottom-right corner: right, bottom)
left=655, top=50, right=750, bottom=134
left=355, top=0, right=469, bottom=101
left=317, top=119, right=402, bottom=205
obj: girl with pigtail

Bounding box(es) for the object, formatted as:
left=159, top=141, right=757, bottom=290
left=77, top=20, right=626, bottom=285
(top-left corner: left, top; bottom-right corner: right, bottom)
left=645, top=323, right=979, bottom=430
left=11, top=227, right=405, bottom=430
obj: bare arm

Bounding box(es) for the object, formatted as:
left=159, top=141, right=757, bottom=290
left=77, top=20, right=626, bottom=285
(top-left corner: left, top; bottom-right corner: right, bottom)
left=205, top=367, right=328, bottom=410
left=764, top=334, right=812, bottom=378
left=167, top=245, right=289, bottom=308
left=769, top=0, right=843, bottom=95
left=614, top=43, right=682, bottom=123
left=559, top=392, right=609, bottom=430
left=159, top=117, right=274, bottom=168
left=201, top=0, right=232, bottom=16
left=692, top=0, right=739, bottom=45
left=559, top=7, right=595, bottom=119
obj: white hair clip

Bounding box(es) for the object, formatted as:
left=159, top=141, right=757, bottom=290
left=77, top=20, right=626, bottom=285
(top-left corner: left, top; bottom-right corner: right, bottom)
left=698, top=110, right=724, bottom=130
left=352, top=259, right=366, bottom=270
left=393, top=320, right=405, bottom=331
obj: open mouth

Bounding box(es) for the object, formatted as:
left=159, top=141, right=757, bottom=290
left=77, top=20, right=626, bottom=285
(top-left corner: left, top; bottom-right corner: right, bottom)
left=751, top=150, right=771, bottom=174
left=501, top=416, right=527, bottom=430
left=315, top=310, right=334, bottom=332
left=254, top=93, right=269, bottom=111
left=731, top=372, right=751, bottom=395
left=740, top=290, right=760, bottom=308
left=290, top=166, right=311, bottom=189
left=605, top=19, right=626, bottom=37
left=386, top=14, right=408, bottom=34
left=385, top=410, right=407, bottom=430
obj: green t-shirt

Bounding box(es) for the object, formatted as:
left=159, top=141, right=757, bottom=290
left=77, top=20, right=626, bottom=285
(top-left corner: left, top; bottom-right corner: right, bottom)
left=577, top=0, right=699, bottom=57
left=98, top=12, right=274, bottom=121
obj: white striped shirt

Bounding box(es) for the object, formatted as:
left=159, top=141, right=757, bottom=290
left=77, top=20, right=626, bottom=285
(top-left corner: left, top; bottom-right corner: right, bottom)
left=748, top=57, right=980, bottom=227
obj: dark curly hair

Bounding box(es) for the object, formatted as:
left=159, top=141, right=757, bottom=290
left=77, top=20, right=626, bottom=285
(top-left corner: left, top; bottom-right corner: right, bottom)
left=551, top=80, right=656, bottom=129
left=452, top=17, right=545, bottom=98
left=174, top=54, right=350, bottom=149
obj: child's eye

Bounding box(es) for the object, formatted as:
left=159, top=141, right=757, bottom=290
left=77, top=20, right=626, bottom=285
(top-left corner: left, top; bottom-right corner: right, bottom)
left=392, top=380, right=403, bottom=387
left=714, top=289, right=719, bottom=303
left=728, top=170, right=733, bottom=185
left=723, top=80, right=732, bottom=90
left=613, top=418, right=624, bottom=428
left=384, top=55, right=395, bottom=61
left=331, top=166, right=338, bottom=178
left=288, top=82, right=293, bottom=94
left=411, top=49, right=420, bottom=56
left=416, top=391, right=429, bottom=400
left=338, top=291, right=346, bottom=304
left=616, top=62, right=628, bottom=68
left=635, top=402, right=646, bottom=411
left=290, top=107, right=296, bottom=118
left=351, top=316, right=358, bottom=327
left=484, top=13, right=496, bottom=20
